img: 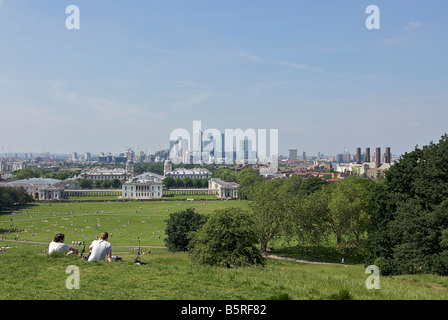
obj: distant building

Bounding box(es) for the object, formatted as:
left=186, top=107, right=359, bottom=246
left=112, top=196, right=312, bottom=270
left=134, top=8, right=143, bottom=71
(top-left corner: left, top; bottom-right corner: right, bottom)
left=335, top=146, right=394, bottom=179
left=38, top=179, right=79, bottom=200
left=80, top=160, right=135, bottom=181
left=122, top=172, right=163, bottom=199
left=208, top=178, right=239, bottom=198
left=0, top=178, right=78, bottom=200
left=288, top=149, right=298, bottom=161
left=163, top=159, right=212, bottom=180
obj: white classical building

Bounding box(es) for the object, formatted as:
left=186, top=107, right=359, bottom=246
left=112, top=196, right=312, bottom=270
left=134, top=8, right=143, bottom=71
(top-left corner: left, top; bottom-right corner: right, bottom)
left=208, top=178, right=239, bottom=198
left=0, top=178, right=79, bottom=200
left=38, top=179, right=79, bottom=200
left=122, top=172, right=164, bottom=199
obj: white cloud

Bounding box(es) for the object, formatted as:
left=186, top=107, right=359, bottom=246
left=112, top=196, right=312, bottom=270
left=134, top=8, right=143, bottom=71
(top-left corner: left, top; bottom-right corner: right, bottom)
left=407, top=121, right=422, bottom=127
left=405, top=21, right=422, bottom=30
left=380, top=38, right=399, bottom=44
left=171, top=92, right=214, bottom=109
left=239, top=51, right=325, bottom=73
left=129, top=40, right=181, bottom=56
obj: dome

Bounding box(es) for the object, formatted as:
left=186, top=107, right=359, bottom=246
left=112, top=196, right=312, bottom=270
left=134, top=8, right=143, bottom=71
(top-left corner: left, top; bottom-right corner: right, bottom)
left=127, top=160, right=134, bottom=164
left=165, top=159, right=172, bottom=164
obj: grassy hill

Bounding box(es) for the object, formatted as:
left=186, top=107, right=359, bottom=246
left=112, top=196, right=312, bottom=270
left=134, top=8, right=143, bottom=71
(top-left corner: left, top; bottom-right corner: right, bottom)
left=2, top=199, right=448, bottom=300
left=2, top=245, right=448, bottom=300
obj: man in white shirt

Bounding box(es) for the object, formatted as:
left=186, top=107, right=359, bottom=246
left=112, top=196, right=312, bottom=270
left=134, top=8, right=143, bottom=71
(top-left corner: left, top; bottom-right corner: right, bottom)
left=88, top=231, right=112, bottom=262
left=48, top=233, right=78, bottom=255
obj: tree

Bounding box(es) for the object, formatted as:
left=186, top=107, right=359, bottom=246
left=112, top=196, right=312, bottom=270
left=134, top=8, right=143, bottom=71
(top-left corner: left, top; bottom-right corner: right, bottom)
left=327, top=176, right=374, bottom=247
left=111, top=178, right=122, bottom=189
left=79, top=179, right=92, bottom=189
left=213, top=169, right=237, bottom=182
left=163, top=176, right=175, bottom=189
left=247, top=179, right=292, bottom=252
left=366, top=134, right=448, bottom=275
left=188, top=207, right=265, bottom=268
left=134, top=162, right=164, bottom=175
left=235, top=168, right=264, bottom=200
left=94, top=180, right=103, bottom=189
left=296, top=176, right=328, bottom=198
left=174, top=177, right=184, bottom=188
left=12, top=168, right=40, bottom=180
left=183, top=177, right=193, bottom=188
left=192, top=178, right=202, bottom=188
left=164, top=208, right=206, bottom=252
left=0, top=186, right=33, bottom=211
left=102, top=179, right=111, bottom=189
left=292, top=185, right=332, bottom=246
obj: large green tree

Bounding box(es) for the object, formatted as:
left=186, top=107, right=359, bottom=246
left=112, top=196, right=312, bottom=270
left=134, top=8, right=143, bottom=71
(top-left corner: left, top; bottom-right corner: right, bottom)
left=292, top=184, right=332, bottom=246
left=188, top=207, right=264, bottom=268
left=327, top=176, right=374, bottom=247
left=164, top=208, right=206, bottom=252
left=366, top=134, right=448, bottom=275
left=247, top=178, right=301, bottom=252
left=235, top=168, right=264, bottom=200
left=0, top=187, right=33, bottom=211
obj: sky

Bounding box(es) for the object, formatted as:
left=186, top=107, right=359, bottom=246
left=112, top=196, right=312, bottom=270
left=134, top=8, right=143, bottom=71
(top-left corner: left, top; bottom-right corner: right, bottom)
left=0, top=0, right=447, bottom=157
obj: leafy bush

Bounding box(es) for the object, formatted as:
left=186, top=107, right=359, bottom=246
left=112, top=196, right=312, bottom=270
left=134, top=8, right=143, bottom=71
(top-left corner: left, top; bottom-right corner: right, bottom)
left=188, top=207, right=265, bottom=268
left=164, top=208, right=206, bottom=252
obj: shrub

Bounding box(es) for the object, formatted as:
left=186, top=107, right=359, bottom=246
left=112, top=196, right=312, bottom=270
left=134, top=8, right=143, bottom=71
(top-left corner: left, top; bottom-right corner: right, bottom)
left=188, top=207, right=265, bottom=268
left=164, top=208, right=206, bottom=252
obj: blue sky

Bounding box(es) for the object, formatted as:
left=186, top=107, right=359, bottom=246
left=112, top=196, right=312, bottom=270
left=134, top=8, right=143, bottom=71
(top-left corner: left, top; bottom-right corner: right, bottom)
left=0, top=0, right=447, bottom=157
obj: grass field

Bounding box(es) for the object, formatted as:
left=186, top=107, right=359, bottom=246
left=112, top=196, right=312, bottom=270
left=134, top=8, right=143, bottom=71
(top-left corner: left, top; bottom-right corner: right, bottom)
left=1, top=199, right=248, bottom=248
left=2, top=199, right=448, bottom=301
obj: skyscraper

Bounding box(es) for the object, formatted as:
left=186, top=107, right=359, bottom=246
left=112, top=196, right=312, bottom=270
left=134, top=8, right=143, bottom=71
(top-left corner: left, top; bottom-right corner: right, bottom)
left=288, top=149, right=298, bottom=161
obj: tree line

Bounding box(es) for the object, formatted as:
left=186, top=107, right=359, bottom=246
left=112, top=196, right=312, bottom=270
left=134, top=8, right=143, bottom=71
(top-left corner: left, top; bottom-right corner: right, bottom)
left=78, top=178, right=123, bottom=189
left=11, top=168, right=81, bottom=181
left=163, top=134, right=448, bottom=275
left=163, top=176, right=209, bottom=189
left=0, top=187, right=33, bottom=211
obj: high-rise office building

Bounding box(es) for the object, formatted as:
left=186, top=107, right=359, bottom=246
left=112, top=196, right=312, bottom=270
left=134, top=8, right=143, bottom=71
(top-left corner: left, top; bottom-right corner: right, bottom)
left=288, top=149, right=298, bottom=161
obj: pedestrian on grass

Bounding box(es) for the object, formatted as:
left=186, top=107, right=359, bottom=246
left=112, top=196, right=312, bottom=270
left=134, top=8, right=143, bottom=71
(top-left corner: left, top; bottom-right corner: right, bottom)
left=48, top=233, right=78, bottom=255
left=88, top=231, right=112, bottom=262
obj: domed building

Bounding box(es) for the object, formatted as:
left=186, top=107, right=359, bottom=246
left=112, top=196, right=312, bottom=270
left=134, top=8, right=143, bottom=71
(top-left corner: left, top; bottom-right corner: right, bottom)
left=164, top=159, right=172, bottom=176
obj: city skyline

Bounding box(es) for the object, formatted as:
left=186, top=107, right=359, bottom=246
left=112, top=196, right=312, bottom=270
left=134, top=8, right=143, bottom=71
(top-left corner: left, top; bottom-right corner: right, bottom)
left=1, top=1, right=447, bottom=156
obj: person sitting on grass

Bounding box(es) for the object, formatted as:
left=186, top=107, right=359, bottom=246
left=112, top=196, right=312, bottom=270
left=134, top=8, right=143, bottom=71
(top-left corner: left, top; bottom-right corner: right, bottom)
left=87, top=231, right=112, bottom=262
left=48, top=233, right=79, bottom=255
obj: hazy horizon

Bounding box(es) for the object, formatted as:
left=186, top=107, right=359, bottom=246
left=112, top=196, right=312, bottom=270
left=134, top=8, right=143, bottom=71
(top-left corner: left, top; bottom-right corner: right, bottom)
left=1, top=1, right=447, bottom=157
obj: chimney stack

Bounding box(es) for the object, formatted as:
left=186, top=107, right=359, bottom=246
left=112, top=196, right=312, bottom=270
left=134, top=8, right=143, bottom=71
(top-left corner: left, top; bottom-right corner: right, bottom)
left=386, top=147, right=391, bottom=164
left=375, top=147, right=381, bottom=168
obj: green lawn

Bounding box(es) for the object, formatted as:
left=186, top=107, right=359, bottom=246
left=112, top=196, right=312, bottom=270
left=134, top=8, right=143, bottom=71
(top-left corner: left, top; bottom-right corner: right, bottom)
left=2, top=199, right=448, bottom=300
left=2, top=244, right=448, bottom=300
left=1, top=200, right=248, bottom=248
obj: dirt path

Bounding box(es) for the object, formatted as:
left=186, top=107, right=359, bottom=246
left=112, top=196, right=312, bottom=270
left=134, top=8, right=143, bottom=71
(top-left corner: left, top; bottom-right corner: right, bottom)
left=266, top=254, right=343, bottom=266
